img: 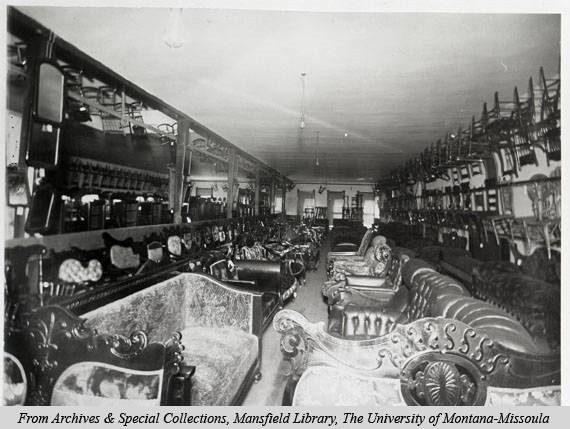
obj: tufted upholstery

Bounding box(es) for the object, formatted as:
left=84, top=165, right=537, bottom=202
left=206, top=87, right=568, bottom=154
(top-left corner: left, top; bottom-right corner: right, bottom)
left=328, top=287, right=409, bottom=338
left=329, top=258, right=545, bottom=354
left=431, top=295, right=541, bottom=354
left=403, top=267, right=468, bottom=321
left=339, top=306, right=400, bottom=338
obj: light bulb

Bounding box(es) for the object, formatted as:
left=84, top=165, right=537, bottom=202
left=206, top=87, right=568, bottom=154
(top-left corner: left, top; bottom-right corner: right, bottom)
left=163, top=9, right=184, bottom=49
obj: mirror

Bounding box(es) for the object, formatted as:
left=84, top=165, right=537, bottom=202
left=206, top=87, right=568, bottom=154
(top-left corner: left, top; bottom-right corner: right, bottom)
left=27, top=62, right=64, bottom=168
left=25, top=185, right=60, bottom=234
left=37, top=63, right=64, bottom=122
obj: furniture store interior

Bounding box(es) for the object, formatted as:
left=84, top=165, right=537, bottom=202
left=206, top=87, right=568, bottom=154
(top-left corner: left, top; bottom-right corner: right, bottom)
left=4, top=6, right=561, bottom=407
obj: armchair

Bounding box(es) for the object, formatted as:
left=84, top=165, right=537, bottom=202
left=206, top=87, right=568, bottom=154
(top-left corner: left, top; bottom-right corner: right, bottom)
left=327, top=235, right=391, bottom=280
left=327, top=227, right=375, bottom=261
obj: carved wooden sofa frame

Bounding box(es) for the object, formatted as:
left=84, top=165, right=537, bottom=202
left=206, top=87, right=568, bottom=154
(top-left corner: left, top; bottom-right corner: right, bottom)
left=4, top=305, right=192, bottom=406
left=273, top=310, right=560, bottom=406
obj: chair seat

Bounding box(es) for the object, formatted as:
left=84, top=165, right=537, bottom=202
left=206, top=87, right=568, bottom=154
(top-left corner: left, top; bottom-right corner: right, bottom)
left=292, top=366, right=403, bottom=406
left=331, top=243, right=359, bottom=253
left=180, top=326, right=258, bottom=405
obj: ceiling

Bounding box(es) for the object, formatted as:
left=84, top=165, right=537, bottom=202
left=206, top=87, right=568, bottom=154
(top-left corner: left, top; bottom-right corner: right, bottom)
left=18, top=7, right=560, bottom=183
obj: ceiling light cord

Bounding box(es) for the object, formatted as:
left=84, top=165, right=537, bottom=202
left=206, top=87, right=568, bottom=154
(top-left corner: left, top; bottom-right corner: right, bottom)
left=300, top=72, right=306, bottom=129
left=315, top=131, right=320, bottom=166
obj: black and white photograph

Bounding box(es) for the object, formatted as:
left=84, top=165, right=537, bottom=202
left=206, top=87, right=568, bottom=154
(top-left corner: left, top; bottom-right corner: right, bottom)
left=2, top=0, right=564, bottom=410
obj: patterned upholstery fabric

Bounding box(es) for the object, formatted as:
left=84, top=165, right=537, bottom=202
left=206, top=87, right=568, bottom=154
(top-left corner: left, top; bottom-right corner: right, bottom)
left=293, top=366, right=404, bottom=406
left=329, top=236, right=390, bottom=280
left=84, top=273, right=254, bottom=341
left=179, top=327, right=258, bottom=406
left=82, top=273, right=259, bottom=406
left=292, top=366, right=560, bottom=406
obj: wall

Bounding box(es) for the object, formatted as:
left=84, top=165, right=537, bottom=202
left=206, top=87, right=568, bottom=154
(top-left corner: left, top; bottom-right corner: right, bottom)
left=380, top=148, right=560, bottom=260
left=285, top=183, right=377, bottom=223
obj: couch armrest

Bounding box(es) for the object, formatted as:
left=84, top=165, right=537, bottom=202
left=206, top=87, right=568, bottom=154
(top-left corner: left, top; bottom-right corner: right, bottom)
left=235, top=260, right=281, bottom=295
left=345, top=275, right=388, bottom=289
left=327, top=251, right=361, bottom=259
left=225, top=279, right=279, bottom=296
left=187, top=273, right=264, bottom=338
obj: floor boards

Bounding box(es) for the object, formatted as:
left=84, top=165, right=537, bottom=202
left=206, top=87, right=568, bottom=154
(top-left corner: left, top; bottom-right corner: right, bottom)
left=242, top=237, right=330, bottom=405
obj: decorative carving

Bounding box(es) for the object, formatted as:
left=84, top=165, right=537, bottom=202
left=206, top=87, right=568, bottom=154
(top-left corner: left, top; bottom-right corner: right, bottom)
left=237, top=154, right=257, bottom=173
left=28, top=307, right=94, bottom=373
left=274, top=310, right=314, bottom=379
left=105, top=330, right=149, bottom=360
left=378, top=318, right=510, bottom=377
left=7, top=305, right=166, bottom=405
left=401, top=354, right=484, bottom=406
left=193, top=137, right=232, bottom=164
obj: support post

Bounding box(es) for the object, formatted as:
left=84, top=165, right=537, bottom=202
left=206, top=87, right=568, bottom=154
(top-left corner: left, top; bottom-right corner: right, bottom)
left=254, top=168, right=260, bottom=216
left=270, top=178, right=276, bottom=214
left=173, top=119, right=190, bottom=224
left=227, top=149, right=237, bottom=218
left=281, top=179, right=287, bottom=219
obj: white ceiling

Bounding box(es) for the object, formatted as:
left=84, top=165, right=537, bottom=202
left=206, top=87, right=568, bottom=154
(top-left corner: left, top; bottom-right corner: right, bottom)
left=18, top=7, right=560, bottom=183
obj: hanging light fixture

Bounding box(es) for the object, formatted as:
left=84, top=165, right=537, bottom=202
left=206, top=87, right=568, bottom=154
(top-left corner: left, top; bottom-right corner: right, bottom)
left=299, top=72, right=307, bottom=129
left=318, top=132, right=327, bottom=193
left=163, top=8, right=185, bottom=49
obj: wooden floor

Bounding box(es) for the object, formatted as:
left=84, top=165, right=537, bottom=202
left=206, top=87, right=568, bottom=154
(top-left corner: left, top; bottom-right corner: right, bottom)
left=242, top=238, right=330, bottom=405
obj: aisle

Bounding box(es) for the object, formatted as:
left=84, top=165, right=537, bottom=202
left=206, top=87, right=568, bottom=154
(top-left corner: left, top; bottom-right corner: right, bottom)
left=242, top=238, right=330, bottom=405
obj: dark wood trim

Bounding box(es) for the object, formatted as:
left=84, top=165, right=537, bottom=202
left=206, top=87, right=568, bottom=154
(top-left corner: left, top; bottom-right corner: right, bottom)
left=8, top=7, right=292, bottom=186
left=230, top=358, right=261, bottom=406
left=6, top=215, right=279, bottom=252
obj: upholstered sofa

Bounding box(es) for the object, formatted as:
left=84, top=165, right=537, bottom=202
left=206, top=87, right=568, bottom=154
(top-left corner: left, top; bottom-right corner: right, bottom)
left=326, top=258, right=550, bottom=357
left=5, top=305, right=190, bottom=406
left=312, top=252, right=561, bottom=405
left=274, top=308, right=560, bottom=406
left=322, top=247, right=408, bottom=305
left=81, top=272, right=263, bottom=406
left=328, top=227, right=374, bottom=260
left=207, top=258, right=291, bottom=331
left=330, top=221, right=368, bottom=249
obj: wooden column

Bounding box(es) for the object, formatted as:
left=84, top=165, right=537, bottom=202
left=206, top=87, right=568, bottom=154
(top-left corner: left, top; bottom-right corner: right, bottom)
left=184, top=132, right=194, bottom=219
left=281, top=179, right=287, bottom=218
left=12, top=36, right=42, bottom=238
left=173, top=119, right=190, bottom=224
left=227, top=149, right=237, bottom=218
left=270, top=178, right=276, bottom=214
left=254, top=168, right=260, bottom=216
